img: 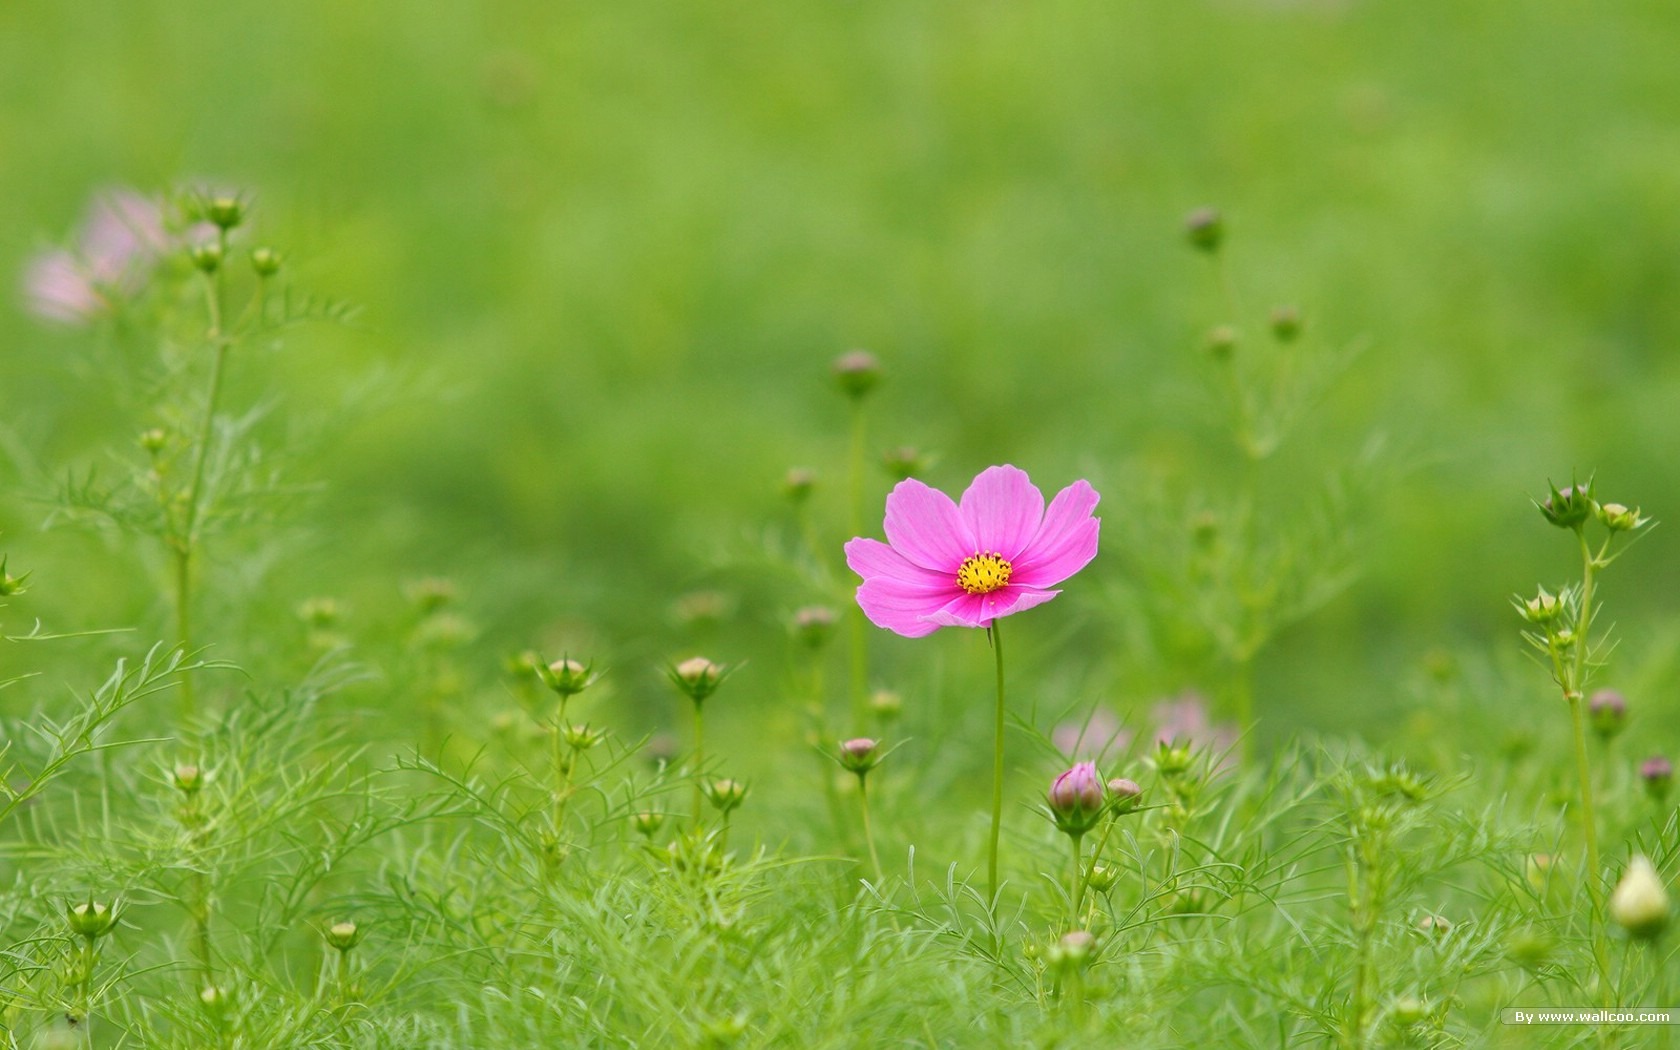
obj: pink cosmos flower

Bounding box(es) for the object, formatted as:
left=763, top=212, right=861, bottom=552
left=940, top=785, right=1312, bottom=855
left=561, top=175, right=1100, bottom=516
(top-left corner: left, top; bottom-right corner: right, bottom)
left=22, top=188, right=170, bottom=325
left=844, top=464, right=1100, bottom=637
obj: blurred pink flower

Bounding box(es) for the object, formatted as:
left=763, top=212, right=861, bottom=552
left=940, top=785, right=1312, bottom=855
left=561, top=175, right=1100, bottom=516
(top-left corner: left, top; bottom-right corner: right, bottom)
left=1052, top=707, right=1133, bottom=759
left=1153, top=692, right=1238, bottom=760
left=844, top=464, right=1100, bottom=638
left=21, top=187, right=170, bottom=325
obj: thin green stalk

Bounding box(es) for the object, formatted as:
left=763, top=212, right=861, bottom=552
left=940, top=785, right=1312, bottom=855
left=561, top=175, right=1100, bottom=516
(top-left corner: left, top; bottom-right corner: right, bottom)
left=1566, top=528, right=1615, bottom=1007
left=77, top=937, right=95, bottom=1041
left=1066, top=833, right=1084, bottom=928
left=193, top=868, right=214, bottom=990
left=551, top=703, right=572, bottom=837
left=987, top=620, right=1006, bottom=905
left=692, top=701, right=706, bottom=829
left=857, top=775, right=883, bottom=882
left=846, top=400, right=869, bottom=731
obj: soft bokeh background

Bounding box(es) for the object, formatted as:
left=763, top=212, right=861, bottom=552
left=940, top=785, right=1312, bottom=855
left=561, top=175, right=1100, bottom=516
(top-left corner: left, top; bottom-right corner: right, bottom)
left=4, top=1, right=1680, bottom=755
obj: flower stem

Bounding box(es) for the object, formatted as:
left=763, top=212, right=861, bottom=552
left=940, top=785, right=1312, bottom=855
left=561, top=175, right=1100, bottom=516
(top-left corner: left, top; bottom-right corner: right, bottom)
left=858, top=774, right=883, bottom=883
left=1566, top=527, right=1614, bottom=1006
left=176, top=280, right=234, bottom=719
left=552, top=702, right=572, bottom=837
left=847, top=400, right=869, bottom=731
left=1067, top=832, right=1084, bottom=928
left=691, top=700, right=706, bottom=829
left=987, top=620, right=1006, bottom=905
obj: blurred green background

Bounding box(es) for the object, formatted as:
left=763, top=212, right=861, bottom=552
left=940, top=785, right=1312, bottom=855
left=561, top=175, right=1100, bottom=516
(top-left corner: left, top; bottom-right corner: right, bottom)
left=4, top=0, right=1680, bottom=751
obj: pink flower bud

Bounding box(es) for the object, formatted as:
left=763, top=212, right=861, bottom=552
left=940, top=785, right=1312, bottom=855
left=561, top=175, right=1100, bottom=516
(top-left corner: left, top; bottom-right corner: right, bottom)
left=1048, top=762, right=1105, bottom=836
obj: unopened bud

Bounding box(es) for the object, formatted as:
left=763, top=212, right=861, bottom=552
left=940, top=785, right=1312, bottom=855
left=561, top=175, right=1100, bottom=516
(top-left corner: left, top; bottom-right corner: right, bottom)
left=791, top=606, right=837, bottom=649
left=670, top=657, right=726, bottom=704
left=631, top=811, right=665, bottom=837
left=539, top=657, right=597, bottom=698
left=1609, top=855, right=1670, bottom=940
left=703, top=778, right=748, bottom=815
left=205, top=196, right=245, bottom=231
left=838, top=737, right=881, bottom=775
left=869, top=689, right=902, bottom=721
left=1596, top=501, right=1645, bottom=532
left=1184, top=207, right=1223, bottom=253
left=139, top=428, right=168, bottom=454
left=1269, top=305, right=1303, bottom=342
left=404, top=577, right=456, bottom=613
left=881, top=446, right=933, bottom=481
left=832, top=350, right=882, bottom=400
left=1048, top=762, right=1105, bottom=836
left=1641, top=755, right=1673, bottom=800
left=250, top=247, right=281, bottom=277
left=1153, top=741, right=1194, bottom=778
left=561, top=723, right=604, bottom=750
left=1055, top=929, right=1095, bottom=965
left=1106, top=777, right=1143, bottom=815
left=189, top=241, right=223, bottom=274
left=66, top=900, right=118, bottom=940
left=324, top=920, right=360, bottom=952
left=1518, top=587, right=1564, bottom=625
left=1086, top=864, right=1118, bottom=893
left=782, top=467, right=816, bottom=504
left=1205, top=324, right=1238, bottom=362
left=1588, top=689, right=1627, bottom=739
left=1537, top=479, right=1595, bottom=530
left=1418, top=914, right=1452, bottom=936
left=172, top=763, right=204, bottom=794
left=0, top=557, right=27, bottom=598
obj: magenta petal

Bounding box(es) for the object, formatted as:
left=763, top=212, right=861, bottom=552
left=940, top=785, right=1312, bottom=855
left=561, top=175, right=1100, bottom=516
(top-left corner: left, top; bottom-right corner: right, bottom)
left=1012, top=480, right=1100, bottom=587
left=882, top=478, right=975, bottom=571
left=856, top=575, right=952, bottom=637
left=844, top=538, right=951, bottom=594
left=958, top=465, right=1045, bottom=561
left=922, top=585, right=1061, bottom=628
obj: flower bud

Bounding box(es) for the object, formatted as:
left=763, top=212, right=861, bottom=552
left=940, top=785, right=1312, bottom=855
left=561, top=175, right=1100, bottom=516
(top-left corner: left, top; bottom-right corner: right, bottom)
left=869, top=688, right=902, bottom=721
left=1204, top=324, right=1238, bottom=362
left=1153, top=741, right=1194, bottom=778
left=1389, top=996, right=1428, bottom=1026
left=1268, top=305, right=1303, bottom=342
left=1525, top=853, right=1554, bottom=893
left=139, top=427, right=168, bottom=454
left=1537, top=479, right=1595, bottom=530
left=1641, top=755, right=1673, bottom=800
left=1048, top=762, right=1106, bottom=836
left=189, top=241, right=223, bottom=274
left=881, top=446, right=933, bottom=481
left=538, top=657, right=597, bottom=698
left=297, top=597, right=341, bottom=629
left=172, top=763, right=204, bottom=795
left=1106, top=777, right=1143, bottom=815
left=0, top=557, right=28, bottom=598
left=831, top=350, right=882, bottom=400
left=670, top=657, right=726, bottom=704
left=199, top=984, right=228, bottom=1011
left=1609, top=855, right=1670, bottom=940
left=1054, top=929, right=1095, bottom=966
left=1596, top=501, right=1646, bottom=532
left=404, top=577, right=456, bottom=613
left=1588, top=689, right=1627, bottom=739
left=205, top=196, right=246, bottom=231
left=838, top=737, right=881, bottom=775
left=1417, top=914, right=1452, bottom=936
left=782, top=467, right=816, bottom=504
left=631, top=811, right=665, bottom=837
left=561, top=723, right=604, bottom=751
left=1086, top=864, right=1118, bottom=893
left=791, top=606, right=837, bottom=649
left=66, top=899, right=118, bottom=940
left=1518, top=587, right=1564, bottom=625
left=703, top=778, right=748, bottom=815
left=324, top=920, right=361, bottom=952
left=249, top=247, right=281, bottom=277
left=1184, top=207, right=1223, bottom=253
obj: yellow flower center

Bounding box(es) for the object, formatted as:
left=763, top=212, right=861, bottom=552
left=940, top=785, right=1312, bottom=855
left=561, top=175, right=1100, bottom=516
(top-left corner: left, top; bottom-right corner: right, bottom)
left=957, top=552, right=1013, bottom=595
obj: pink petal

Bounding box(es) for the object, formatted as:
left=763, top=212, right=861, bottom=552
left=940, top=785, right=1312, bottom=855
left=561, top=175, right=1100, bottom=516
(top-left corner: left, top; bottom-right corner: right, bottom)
left=844, top=538, right=950, bottom=590
left=922, top=585, right=1061, bottom=629
left=882, top=478, right=975, bottom=572
left=958, top=465, right=1045, bottom=561
left=856, top=575, right=953, bottom=637
left=22, top=251, right=101, bottom=324
left=1012, top=480, right=1100, bottom=587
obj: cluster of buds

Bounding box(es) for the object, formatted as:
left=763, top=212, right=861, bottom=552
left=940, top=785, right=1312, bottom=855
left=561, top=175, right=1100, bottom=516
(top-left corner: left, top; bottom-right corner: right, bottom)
left=1609, top=855, right=1671, bottom=940
left=1514, top=584, right=1578, bottom=657
left=1536, top=476, right=1650, bottom=535
left=669, top=657, right=728, bottom=705
left=1047, top=763, right=1143, bottom=837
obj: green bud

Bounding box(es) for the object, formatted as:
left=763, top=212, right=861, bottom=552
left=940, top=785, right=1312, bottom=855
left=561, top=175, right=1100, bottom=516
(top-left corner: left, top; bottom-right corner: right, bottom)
left=403, top=577, right=456, bottom=614
left=324, top=920, right=361, bottom=952
left=1609, top=856, right=1670, bottom=940
left=702, top=778, right=748, bottom=815
left=0, top=557, right=27, bottom=598
left=1537, top=478, right=1595, bottom=530
left=139, top=428, right=168, bottom=454
left=250, top=247, right=281, bottom=277
left=669, top=657, right=727, bottom=705
left=631, top=811, right=665, bottom=837
left=1595, top=501, right=1646, bottom=532
left=538, top=657, right=598, bottom=698
left=205, top=196, right=246, bottom=231
left=1106, top=777, right=1143, bottom=815
left=791, top=606, right=837, bottom=649
left=1417, top=914, right=1452, bottom=936
left=66, top=899, right=118, bottom=940
left=297, top=597, right=340, bottom=629
left=831, top=350, right=882, bottom=400
left=1588, top=689, right=1627, bottom=739
left=1153, top=741, right=1194, bottom=778
left=881, top=446, right=934, bottom=481
left=1517, top=587, right=1564, bottom=625
left=1269, top=305, right=1303, bottom=342
left=1086, top=864, right=1118, bottom=893
left=1205, top=325, right=1238, bottom=362
left=1184, top=207, right=1224, bottom=252
left=189, top=241, right=224, bottom=274
left=782, top=467, right=816, bottom=504
left=561, top=723, right=605, bottom=750
left=172, top=763, right=204, bottom=794
left=837, top=737, right=882, bottom=776
left=869, top=689, right=902, bottom=721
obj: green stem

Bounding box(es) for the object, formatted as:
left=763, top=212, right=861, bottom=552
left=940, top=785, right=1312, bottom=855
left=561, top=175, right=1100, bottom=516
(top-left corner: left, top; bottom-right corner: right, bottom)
left=78, top=937, right=95, bottom=1041
left=552, top=703, right=572, bottom=837
left=194, top=868, right=215, bottom=991
left=987, top=621, right=1006, bottom=905
left=176, top=326, right=232, bottom=719
left=858, top=774, right=883, bottom=882
left=1569, top=528, right=1615, bottom=1006
left=847, top=400, right=869, bottom=731
left=1067, top=832, right=1084, bottom=928
left=691, top=701, right=706, bottom=829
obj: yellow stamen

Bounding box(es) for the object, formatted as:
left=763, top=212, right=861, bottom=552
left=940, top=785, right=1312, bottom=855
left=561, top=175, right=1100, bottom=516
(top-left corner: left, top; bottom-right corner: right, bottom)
left=957, top=552, right=1013, bottom=595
